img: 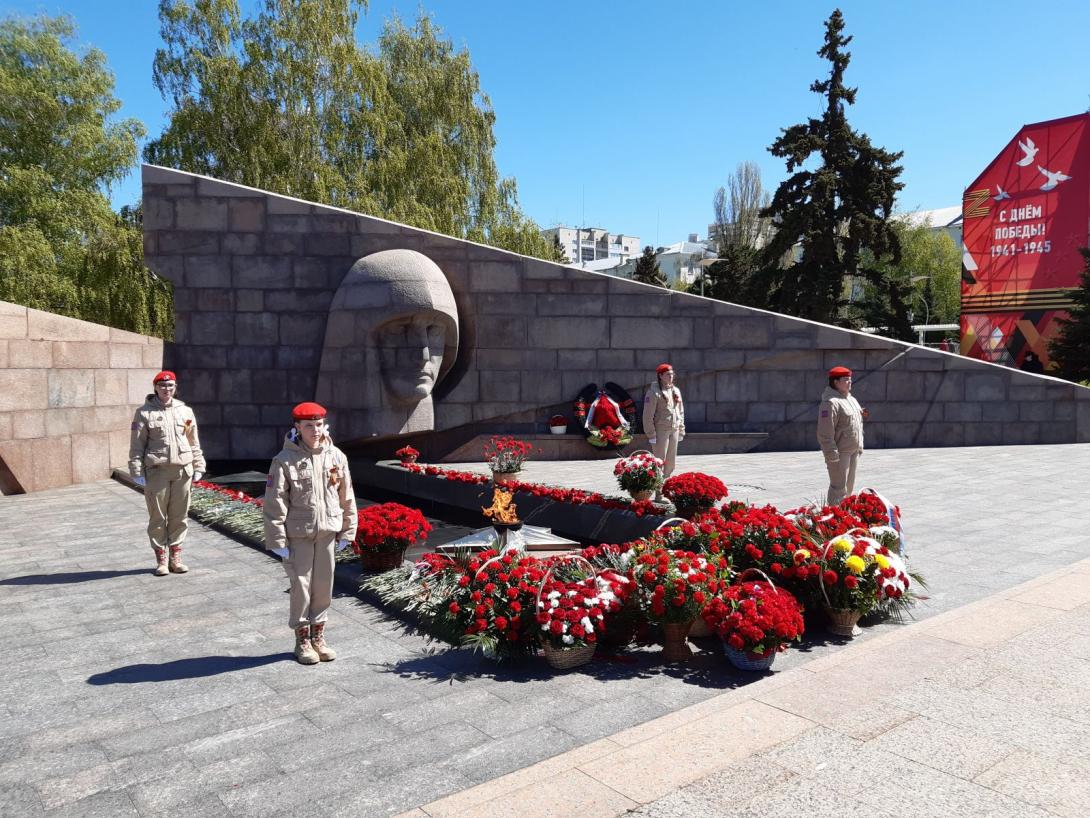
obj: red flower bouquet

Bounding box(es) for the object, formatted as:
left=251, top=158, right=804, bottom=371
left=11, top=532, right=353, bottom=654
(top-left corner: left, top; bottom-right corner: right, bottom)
left=354, top=502, right=432, bottom=555
left=484, top=436, right=534, bottom=474
left=714, top=504, right=818, bottom=599
left=395, top=445, right=419, bottom=464
left=632, top=548, right=726, bottom=625
left=651, top=514, right=725, bottom=555
left=613, top=451, right=665, bottom=496
left=701, top=580, right=804, bottom=669
left=446, top=549, right=546, bottom=658
left=535, top=574, right=623, bottom=649
left=662, top=472, right=728, bottom=515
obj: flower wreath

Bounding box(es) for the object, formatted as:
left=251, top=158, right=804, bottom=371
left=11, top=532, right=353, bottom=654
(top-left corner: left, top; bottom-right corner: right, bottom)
left=573, top=382, right=635, bottom=450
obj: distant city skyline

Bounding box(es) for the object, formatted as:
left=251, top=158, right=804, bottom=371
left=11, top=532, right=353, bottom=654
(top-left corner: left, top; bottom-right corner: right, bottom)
left=5, top=0, right=1090, bottom=248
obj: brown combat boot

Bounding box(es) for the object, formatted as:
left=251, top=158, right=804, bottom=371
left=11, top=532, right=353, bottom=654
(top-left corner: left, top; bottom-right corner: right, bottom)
left=310, top=622, right=336, bottom=662
left=294, top=625, right=319, bottom=665
left=153, top=548, right=168, bottom=576
left=168, top=546, right=188, bottom=574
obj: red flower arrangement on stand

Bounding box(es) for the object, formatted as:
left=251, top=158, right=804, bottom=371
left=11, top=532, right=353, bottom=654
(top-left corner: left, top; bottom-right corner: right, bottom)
left=662, top=472, right=729, bottom=518
left=632, top=547, right=728, bottom=662
left=484, top=436, right=535, bottom=484
left=354, top=502, right=432, bottom=572
left=395, top=445, right=419, bottom=465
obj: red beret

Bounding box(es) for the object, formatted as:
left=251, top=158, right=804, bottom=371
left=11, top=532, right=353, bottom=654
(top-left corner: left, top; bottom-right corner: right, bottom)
left=153, top=370, right=177, bottom=384
left=828, top=366, right=852, bottom=378
left=292, top=402, right=327, bottom=421
left=656, top=363, right=673, bottom=375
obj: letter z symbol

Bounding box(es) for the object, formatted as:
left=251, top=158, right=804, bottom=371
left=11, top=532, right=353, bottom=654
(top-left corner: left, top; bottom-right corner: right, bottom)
left=963, top=189, right=990, bottom=219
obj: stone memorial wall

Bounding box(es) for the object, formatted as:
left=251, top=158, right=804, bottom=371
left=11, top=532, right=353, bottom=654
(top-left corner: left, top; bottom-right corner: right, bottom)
left=0, top=301, right=163, bottom=493
left=141, top=165, right=1090, bottom=463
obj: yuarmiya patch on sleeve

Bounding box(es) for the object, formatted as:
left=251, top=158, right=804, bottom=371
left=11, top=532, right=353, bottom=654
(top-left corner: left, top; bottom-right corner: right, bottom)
left=820, top=410, right=829, bottom=417
left=266, top=475, right=275, bottom=487
left=131, top=422, right=140, bottom=430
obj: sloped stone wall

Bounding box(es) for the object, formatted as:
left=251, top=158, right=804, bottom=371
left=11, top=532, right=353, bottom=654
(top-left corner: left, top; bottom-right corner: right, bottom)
left=141, top=165, right=1090, bottom=462
left=0, top=301, right=163, bottom=493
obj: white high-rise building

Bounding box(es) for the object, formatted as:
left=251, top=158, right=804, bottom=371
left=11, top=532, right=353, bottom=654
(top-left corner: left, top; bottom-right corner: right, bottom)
left=540, top=226, right=641, bottom=267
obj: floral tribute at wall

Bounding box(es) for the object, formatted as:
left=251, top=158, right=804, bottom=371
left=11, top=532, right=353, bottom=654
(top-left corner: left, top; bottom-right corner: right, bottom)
left=362, top=484, right=926, bottom=670
left=189, top=466, right=923, bottom=673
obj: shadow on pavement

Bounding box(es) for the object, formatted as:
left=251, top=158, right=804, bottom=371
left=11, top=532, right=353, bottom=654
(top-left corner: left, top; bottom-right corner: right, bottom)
left=87, top=653, right=286, bottom=684
left=0, top=568, right=150, bottom=585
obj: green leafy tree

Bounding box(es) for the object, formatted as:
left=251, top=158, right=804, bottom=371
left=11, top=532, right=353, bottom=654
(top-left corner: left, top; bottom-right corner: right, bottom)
left=864, top=218, right=961, bottom=327
left=0, top=15, right=172, bottom=336
left=632, top=245, right=667, bottom=287
left=147, top=1, right=559, bottom=260
left=759, top=9, right=906, bottom=332
left=1049, top=248, right=1090, bottom=383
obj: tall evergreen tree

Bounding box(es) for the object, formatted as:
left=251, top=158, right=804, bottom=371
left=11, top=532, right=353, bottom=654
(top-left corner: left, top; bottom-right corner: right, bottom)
left=1049, top=248, right=1090, bottom=383
left=759, top=9, right=906, bottom=331
left=632, top=246, right=667, bottom=287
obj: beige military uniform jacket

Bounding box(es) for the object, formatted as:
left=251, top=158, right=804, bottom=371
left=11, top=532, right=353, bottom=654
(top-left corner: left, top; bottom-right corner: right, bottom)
left=642, top=385, right=685, bottom=435
left=128, top=395, right=206, bottom=478
left=263, top=433, right=358, bottom=551
left=816, top=386, right=864, bottom=463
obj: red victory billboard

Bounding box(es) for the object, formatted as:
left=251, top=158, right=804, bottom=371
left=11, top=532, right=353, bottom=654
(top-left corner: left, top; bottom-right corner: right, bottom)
left=961, top=113, right=1090, bottom=367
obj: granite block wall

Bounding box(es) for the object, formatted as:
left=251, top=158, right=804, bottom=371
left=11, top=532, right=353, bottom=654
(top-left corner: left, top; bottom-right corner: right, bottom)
left=141, top=165, right=1090, bottom=461
left=0, top=301, right=163, bottom=493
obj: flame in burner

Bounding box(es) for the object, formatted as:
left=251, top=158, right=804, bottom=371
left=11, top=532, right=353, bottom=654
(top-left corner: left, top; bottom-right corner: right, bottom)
left=482, top=487, right=519, bottom=523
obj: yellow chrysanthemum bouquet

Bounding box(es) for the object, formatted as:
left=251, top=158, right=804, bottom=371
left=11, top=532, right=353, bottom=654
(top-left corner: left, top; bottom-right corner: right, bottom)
left=817, top=533, right=887, bottom=616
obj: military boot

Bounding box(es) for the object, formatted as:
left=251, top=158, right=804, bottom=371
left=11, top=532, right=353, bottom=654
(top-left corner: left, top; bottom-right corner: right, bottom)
left=153, top=548, right=169, bottom=577
left=168, top=546, right=189, bottom=574
left=294, top=625, right=319, bottom=665
left=310, top=622, right=336, bottom=662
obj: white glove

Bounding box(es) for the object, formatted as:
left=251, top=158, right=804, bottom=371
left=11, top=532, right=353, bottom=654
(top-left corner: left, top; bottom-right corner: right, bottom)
left=336, top=538, right=351, bottom=553
left=134, top=476, right=146, bottom=487
left=271, top=547, right=289, bottom=559
left=648, top=437, right=657, bottom=446
left=193, top=472, right=204, bottom=483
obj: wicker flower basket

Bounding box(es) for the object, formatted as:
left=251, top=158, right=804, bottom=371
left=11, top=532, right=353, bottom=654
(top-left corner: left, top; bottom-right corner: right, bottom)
left=659, top=619, right=695, bottom=663
left=399, top=455, right=418, bottom=465
left=825, top=606, right=863, bottom=637
left=492, top=470, right=521, bottom=486
left=359, top=547, right=407, bottom=573
left=628, top=488, right=654, bottom=502
left=541, top=641, right=595, bottom=670
left=723, top=644, right=776, bottom=672
left=688, top=617, right=712, bottom=638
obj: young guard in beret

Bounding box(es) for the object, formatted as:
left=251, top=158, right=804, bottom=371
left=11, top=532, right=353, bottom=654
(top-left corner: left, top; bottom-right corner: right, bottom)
left=128, top=371, right=205, bottom=576
left=817, top=366, right=869, bottom=505
left=643, top=363, right=686, bottom=499
left=263, top=402, right=357, bottom=665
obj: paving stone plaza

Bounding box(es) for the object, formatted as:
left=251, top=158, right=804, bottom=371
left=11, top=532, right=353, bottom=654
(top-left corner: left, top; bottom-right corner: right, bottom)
left=3, top=444, right=1090, bottom=817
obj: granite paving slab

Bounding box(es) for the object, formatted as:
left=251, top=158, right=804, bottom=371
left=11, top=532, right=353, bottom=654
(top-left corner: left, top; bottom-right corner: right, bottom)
left=1, top=443, right=1089, bottom=816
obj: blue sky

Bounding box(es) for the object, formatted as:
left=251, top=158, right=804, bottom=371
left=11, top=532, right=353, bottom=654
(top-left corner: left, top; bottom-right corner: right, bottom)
left=6, top=0, right=1090, bottom=247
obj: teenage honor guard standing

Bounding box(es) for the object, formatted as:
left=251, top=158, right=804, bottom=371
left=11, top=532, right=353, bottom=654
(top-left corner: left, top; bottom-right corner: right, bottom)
left=643, top=363, right=686, bottom=497
left=263, top=402, right=357, bottom=665
left=128, top=371, right=205, bottom=576
left=816, top=365, right=868, bottom=505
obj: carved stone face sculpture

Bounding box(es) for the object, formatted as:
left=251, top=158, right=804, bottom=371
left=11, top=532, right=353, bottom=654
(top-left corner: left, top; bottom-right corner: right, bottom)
left=375, top=314, right=448, bottom=403
left=317, top=249, right=459, bottom=440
